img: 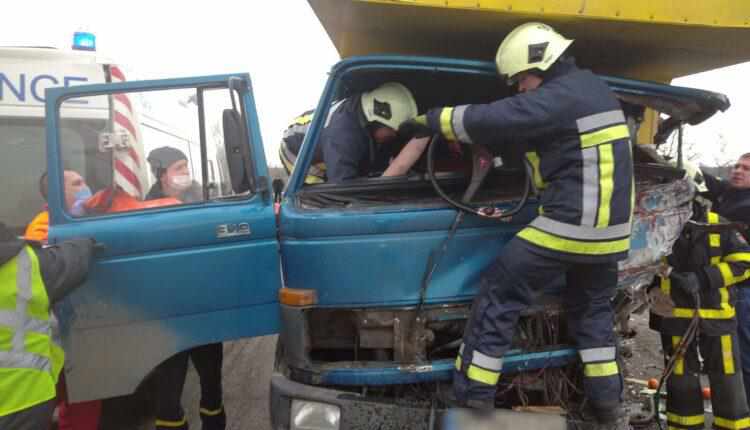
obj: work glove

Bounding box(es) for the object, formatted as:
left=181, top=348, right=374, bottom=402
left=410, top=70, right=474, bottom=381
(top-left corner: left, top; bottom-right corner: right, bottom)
left=398, top=115, right=433, bottom=139
left=670, top=271, right=702, bottom=296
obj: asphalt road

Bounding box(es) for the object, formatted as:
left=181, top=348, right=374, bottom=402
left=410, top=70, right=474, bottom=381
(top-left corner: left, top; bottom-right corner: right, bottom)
left=184, top=336, right=277, bottom=430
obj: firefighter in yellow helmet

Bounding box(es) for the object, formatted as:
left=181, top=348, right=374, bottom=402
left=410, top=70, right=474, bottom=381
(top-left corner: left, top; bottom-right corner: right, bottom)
left=0, top=222, right=93, bottom=429
left=400, top=23, right=633, bottom=428
left=280, top=82, right=430, bottom=183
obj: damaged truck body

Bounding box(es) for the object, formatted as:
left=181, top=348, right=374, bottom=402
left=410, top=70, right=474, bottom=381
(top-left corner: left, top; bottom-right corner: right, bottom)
left=37, top=0, right=750, bottom=429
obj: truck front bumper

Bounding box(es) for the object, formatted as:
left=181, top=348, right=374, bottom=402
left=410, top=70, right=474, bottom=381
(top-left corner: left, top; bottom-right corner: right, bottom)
left=270, top=373, right=437, bottom=430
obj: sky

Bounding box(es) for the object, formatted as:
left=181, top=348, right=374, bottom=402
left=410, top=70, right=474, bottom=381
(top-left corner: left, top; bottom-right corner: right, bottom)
left=1, top=1, right=747, bottom=167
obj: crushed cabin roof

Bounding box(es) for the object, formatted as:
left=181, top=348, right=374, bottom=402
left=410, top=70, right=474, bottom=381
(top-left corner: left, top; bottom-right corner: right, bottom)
left=309, top=0, right=750, bottom=82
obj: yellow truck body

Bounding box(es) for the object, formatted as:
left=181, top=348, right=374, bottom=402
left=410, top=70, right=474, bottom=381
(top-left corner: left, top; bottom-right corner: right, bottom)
left=309, top=0, right=750, bottom=82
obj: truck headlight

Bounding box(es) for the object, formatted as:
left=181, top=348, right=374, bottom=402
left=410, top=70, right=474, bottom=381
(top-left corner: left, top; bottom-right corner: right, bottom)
left=290, top=400, right=341, bottom=430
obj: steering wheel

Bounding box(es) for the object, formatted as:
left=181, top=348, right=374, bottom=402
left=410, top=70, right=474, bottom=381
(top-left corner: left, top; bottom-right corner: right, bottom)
left=426, top=134, right=531, bottom=219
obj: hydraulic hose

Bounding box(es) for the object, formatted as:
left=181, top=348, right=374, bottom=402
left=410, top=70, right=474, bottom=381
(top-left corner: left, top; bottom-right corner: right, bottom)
left=427, top=135, right=531, bottom=219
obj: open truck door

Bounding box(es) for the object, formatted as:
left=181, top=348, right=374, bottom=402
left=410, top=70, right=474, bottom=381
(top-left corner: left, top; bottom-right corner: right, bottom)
left=43, top=74, right=280, bottom=402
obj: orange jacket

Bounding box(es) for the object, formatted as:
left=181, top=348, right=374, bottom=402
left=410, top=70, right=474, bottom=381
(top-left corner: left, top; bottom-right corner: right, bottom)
left=84, top=188, right=181, bottom=214
left=25, top=210, right=50, bottom=242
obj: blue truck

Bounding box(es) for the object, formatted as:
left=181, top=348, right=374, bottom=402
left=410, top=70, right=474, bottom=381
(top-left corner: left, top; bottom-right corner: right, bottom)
left=34, top=2, right=750, bottom=429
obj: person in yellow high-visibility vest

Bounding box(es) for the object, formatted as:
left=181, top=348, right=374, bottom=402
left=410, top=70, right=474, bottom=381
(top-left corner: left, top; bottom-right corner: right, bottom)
left=0, top=222, right=93, bottom=430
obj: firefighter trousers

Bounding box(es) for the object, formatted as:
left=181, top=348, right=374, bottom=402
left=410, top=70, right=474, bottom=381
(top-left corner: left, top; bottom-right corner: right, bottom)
left=660, top=332, right=750, bottom=430
left=155, top=343, right=225, bottom=430
left=453, top=238, right=622, bottom=421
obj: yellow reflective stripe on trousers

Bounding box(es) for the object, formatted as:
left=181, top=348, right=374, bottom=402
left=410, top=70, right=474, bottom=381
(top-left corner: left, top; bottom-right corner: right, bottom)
left=439, top=107, right=457, bottom=141
left=580, top=124, right=630, bottom=149
left=722, top=335, right=736, bottom=375
left=583, top=361, right=619, bottom=377
left=672, top=337, right=684, bottom=375
left=200, top=406, right=224, bottom=416
left=457, top=355, right=501, bottom=385
left=517, top=227, right=629, bottom=255
left=467, top=364, right=500, bottom=385
left=596, top=144, right=614, bottom=227
left=715, top=416, right=750, bottom=429
left=667, top=412, right=705, bottom=426
left=155, top=417, right=187, bottom=428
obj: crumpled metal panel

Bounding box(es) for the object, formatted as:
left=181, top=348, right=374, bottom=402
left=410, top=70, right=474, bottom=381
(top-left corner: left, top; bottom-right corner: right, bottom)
left=618, top=178, right=694, bottom=292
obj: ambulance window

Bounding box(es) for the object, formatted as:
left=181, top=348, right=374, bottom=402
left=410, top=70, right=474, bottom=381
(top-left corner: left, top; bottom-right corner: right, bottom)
left=0, top=117, right=91, bottom=235
left=56, top=85, right=249, bottom=218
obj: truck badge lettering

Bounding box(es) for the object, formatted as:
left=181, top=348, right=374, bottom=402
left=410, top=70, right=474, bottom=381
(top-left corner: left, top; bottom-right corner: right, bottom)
left=216, top=223, right=251, bottom=238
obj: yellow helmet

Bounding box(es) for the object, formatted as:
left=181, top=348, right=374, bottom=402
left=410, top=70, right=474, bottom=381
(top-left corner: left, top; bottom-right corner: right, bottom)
left=361, top=82, right=418, bottom=130
left=495, top=22, right=573, bottom=85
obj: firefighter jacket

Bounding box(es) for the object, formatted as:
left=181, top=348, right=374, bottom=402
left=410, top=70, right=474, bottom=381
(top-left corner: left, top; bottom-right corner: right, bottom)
left=652, top=207, right=750, bottom=336
left=279, top=97, right=390, bottom=184
left=422, top=59, right=634, bottom=263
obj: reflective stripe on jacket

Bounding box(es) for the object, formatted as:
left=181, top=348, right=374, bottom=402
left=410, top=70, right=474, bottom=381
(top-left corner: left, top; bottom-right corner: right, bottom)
left=657, top=209, right=750, bottom=335
left=279, top=97, right=384, bottom=184
left=424, top=60, right=634, bottom=263
left=0, top=246, right=63, bottom=417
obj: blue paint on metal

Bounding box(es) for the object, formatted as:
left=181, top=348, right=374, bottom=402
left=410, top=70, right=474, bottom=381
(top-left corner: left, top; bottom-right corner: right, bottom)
left=318, top=348, right=578, bottom=386
left=44, top=74, right=281, bottom=401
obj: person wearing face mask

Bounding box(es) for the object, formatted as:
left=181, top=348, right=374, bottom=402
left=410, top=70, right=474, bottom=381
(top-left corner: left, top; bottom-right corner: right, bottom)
left=146, top=146, right=203, bottom=203
left=25, top=170, right=92, bottom=243
left=145, top=146, right=226, bottom=430
left=23, top=170, right=101, bottom=430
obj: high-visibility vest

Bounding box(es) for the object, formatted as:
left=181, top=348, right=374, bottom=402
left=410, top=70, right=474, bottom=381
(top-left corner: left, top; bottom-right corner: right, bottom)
left=0, top=245, right=64, bottom=417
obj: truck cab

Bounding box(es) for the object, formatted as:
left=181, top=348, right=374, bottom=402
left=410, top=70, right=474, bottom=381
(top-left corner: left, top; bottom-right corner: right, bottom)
left=42, top=53, right=726, bottom=427
left=34, top=1, right=750, bottom=428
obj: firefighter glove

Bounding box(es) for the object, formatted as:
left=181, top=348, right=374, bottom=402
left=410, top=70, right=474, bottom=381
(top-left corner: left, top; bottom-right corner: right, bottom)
left=398, top=115, right=433, bottom=139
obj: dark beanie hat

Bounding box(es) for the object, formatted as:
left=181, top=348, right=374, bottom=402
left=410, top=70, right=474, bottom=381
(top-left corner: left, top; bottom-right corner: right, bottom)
left=147, top=146, right=187, bottom=178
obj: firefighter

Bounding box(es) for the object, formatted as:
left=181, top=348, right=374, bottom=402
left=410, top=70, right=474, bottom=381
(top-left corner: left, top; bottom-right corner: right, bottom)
left=399, top=22, right=633, bottom=428
left=649, top=168, right=750, bottom=430
left=0, top=222, right=93, bottom=430
left=279, top=82, right=429, bottom=183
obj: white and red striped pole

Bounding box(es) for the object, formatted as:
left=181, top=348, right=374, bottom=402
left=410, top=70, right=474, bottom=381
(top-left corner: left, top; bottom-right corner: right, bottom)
left=109, top=66, right=146, bottom=199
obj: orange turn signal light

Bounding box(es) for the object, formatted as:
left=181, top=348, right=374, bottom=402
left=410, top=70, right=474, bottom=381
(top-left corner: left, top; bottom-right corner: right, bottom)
left=279, top=287, right=318, bottom=306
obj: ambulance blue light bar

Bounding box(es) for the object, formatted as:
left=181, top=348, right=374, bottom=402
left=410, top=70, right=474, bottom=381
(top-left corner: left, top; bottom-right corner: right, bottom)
left=72, top=32, right=96, bottom=51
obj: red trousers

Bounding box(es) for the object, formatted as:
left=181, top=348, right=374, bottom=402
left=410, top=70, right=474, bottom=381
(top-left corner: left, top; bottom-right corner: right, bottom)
left=56, top=375, right=102, bottom=430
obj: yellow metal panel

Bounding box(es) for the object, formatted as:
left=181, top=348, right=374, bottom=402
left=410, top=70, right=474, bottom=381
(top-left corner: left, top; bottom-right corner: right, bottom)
left=375, top=0, right=750, bottom=28
left=310, top=0, right=750, bottom=81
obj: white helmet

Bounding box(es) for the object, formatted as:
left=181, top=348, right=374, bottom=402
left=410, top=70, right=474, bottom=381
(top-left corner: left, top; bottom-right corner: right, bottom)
left=683, top=161, right=708, bottom=193
left=361, top=82, right=418, bottom=130
left=495, top=22, right=573, bottom=85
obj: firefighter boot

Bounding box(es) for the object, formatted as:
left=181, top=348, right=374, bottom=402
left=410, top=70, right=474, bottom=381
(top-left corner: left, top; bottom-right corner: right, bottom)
left=199, top=405, right=226, bottom=430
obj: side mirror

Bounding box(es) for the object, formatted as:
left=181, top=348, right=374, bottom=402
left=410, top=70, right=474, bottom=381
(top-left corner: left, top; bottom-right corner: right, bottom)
left=223, top=108, right=251, bottom=194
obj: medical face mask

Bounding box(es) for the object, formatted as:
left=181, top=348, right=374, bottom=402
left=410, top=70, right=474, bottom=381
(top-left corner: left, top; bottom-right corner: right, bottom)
left=169, top=174, right=192, bottom=190
left=74, top=186, right=92, bottom=201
